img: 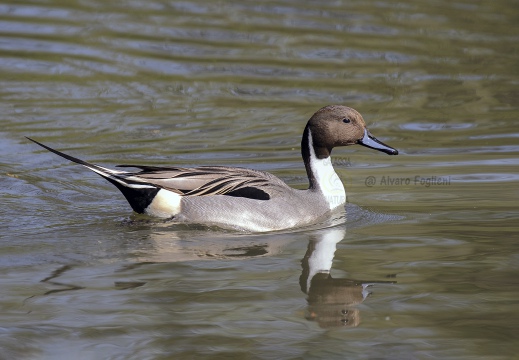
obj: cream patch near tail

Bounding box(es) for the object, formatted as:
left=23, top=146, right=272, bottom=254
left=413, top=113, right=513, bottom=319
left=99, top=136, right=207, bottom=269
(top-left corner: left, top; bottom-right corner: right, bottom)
left=145, top=189, right=181, bottom=218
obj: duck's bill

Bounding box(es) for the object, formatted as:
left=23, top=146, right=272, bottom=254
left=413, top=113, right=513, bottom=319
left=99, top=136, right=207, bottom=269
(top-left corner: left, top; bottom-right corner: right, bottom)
left=358, top=129, right=398, bottom=155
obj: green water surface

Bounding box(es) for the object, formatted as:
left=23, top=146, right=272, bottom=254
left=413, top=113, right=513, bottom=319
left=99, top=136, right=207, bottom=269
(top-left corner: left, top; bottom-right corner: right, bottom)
left=1, top=1, right=518, bottom=359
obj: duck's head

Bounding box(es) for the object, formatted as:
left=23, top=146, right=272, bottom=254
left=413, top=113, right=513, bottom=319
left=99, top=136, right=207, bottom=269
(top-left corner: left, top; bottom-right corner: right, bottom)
left=305, top=105, right=398, bottom=158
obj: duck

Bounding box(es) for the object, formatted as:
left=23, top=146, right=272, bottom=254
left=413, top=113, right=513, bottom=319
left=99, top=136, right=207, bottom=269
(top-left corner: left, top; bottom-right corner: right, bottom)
left=27, top=105, right=398, bottom=232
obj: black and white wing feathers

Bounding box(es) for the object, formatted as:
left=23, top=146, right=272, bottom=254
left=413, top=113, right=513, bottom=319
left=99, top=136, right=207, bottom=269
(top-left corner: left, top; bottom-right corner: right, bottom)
left=27, top=137, right=289, bottom=203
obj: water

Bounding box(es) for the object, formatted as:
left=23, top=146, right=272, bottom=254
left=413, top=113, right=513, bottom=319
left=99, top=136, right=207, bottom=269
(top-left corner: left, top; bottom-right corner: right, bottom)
left=1, top=0, right=519, bottom=359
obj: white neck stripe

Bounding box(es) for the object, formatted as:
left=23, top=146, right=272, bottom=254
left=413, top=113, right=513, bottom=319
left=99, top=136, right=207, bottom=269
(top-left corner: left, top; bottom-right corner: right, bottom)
left=307, top=129, right=346, bottom=210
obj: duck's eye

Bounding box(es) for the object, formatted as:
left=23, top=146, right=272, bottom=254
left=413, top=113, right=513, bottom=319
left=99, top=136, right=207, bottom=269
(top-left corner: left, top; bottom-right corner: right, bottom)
left=342, top=118, right=350, bottom=123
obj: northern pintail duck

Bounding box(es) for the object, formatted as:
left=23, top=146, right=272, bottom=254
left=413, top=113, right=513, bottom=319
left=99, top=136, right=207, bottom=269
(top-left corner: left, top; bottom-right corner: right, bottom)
left=27, top=105, right=398, bottom=232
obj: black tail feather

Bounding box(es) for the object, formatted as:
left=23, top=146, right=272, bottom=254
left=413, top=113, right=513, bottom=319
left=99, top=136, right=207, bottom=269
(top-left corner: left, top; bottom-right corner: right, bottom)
left=103, top=177, right=159, bottom=213
left=26, top=137, right=113, bottom=175
left=26, top=137, right=160, bottom=214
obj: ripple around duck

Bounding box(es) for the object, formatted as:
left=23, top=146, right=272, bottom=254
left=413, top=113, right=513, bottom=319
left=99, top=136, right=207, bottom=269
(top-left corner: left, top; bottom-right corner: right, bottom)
left=1, top=0, right=519, bottom=359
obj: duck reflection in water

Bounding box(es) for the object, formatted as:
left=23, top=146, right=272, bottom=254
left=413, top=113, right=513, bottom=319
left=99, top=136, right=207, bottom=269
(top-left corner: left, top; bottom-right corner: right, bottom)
left=299, top=227, right=395, bottom=328
left=126, top=221, right=396, bottom=328
left=34, top=220, right=395, bottom=329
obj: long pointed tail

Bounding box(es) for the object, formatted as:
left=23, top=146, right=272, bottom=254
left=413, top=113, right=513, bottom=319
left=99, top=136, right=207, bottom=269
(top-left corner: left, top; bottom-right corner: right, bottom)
left=26, top=137, right=159, bottom=213
left=26, top=137, right=129, bottom=177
